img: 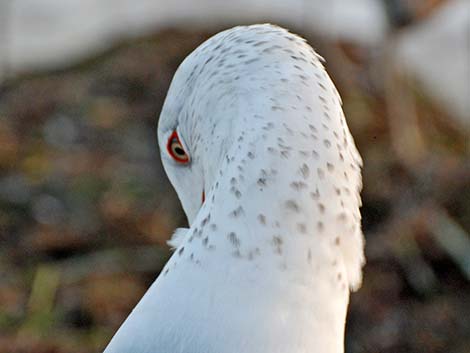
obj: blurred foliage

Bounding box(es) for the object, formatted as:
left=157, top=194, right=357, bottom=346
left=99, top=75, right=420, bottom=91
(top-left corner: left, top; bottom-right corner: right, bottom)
left=0, top=24, right=469, bottom=353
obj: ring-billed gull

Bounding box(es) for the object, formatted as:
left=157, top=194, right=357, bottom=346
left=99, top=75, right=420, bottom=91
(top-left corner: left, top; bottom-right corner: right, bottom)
left=104, top=24, right=364, bottom=353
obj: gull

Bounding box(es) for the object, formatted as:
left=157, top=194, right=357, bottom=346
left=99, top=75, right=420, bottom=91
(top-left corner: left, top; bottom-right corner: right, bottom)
left=104, top=24, right=364, bottom=353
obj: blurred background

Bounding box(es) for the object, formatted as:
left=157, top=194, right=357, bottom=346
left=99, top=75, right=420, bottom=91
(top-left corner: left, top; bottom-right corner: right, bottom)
left=0, top=0, right=469, bottom=352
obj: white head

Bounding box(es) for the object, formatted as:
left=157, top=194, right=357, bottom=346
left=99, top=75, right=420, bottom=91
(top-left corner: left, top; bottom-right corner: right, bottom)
left=157, top=24, right=364, bottom=290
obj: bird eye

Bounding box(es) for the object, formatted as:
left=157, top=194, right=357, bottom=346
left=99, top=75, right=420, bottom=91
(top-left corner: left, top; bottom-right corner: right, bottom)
left=167, top=130, right=190, bottom=163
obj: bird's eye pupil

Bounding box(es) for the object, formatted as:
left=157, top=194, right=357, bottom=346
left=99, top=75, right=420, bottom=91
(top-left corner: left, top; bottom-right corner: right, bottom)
left=174, top=145, right=185, bottom=156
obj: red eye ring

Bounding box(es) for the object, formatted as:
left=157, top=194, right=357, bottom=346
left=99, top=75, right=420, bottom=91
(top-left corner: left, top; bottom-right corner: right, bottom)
left=167, top=130, right=190, bottom=164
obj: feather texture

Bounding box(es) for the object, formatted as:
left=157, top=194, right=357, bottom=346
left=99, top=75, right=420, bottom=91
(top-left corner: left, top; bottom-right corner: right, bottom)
left=104, top=24, right=364, bottom=353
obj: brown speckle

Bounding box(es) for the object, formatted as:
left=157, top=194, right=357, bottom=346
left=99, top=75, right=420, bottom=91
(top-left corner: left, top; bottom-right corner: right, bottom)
left=272, top=235, right=283, bottom=254
left=228, top=232, right=240, bottom=248
left=258, top=214, right=266, bottom=225
left=229, top=206, right=244, bottom=218
left=310, top=189, right=320, bottom=200
left=285, top=200, right=300, bottom=212
left=290, top=181, right=307, bottom=190
left=297, top=223, right=307, bottom=234
left=299, top=163, right=310, bottom=179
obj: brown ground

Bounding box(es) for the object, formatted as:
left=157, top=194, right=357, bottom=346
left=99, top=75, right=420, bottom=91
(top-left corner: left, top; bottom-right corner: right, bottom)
left=0, top=26, right=468, bottom=353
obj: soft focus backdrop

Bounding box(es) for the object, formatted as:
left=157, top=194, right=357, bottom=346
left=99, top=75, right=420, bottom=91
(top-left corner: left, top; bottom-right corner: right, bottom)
left=0, top=1, right=469, bottom=352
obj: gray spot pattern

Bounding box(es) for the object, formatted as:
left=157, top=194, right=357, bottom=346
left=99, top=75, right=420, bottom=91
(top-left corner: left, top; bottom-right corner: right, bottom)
left=158, top=23, right=364, bottom=292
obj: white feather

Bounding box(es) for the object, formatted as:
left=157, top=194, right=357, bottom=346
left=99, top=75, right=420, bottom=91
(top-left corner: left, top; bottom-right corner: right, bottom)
left=167, top=227, right=190, bottom=249
left=104, top=24, right=364, bottom=353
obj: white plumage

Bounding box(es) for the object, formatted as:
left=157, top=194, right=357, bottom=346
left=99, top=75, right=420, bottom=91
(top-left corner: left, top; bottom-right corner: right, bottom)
left=104, top=24, right=364, bottom=353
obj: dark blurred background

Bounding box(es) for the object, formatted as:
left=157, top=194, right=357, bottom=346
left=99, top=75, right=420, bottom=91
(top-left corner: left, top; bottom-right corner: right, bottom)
left=0, top=1, right=469, bottom=352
